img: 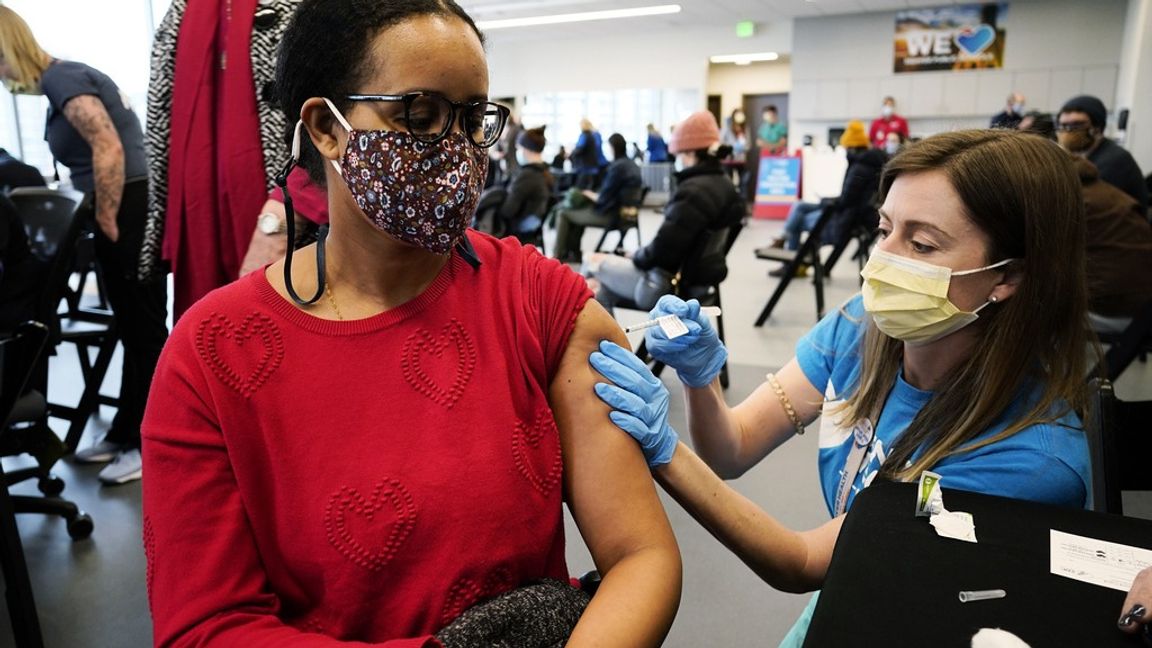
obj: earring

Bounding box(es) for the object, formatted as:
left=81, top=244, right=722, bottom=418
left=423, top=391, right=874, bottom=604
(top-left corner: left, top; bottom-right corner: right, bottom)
left=989, top=295, right=998, bottom=303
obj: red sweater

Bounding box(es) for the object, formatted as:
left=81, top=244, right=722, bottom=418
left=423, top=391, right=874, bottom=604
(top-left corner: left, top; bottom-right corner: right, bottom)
left=142, top=232, right=592, bottom=646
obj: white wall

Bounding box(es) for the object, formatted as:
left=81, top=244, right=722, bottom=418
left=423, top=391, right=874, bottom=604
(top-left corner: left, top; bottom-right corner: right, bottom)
left=787, top=0, right=1129, bottom=146
left=1115, top=0, right=1152, bottom=172
left=487, top=21, right=792, bottom=99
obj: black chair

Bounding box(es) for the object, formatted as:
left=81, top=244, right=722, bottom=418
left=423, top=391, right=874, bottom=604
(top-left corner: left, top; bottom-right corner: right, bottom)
left=472, top=185, right=508, bottom=236
left=593, top=185, right=648, bottom=254
left=10, top=188, right=119, bottom=452
left=822, top=214, right=878, bottom=281
left=0, top=321, right=52, bottom=648
left=754, top=205, right=837, bottom=326
left=1085, top=378, right=1122, bottom=514
left=1089, top=299, right=1152, bottom=382
left=632, top=221, right=744, bottom=389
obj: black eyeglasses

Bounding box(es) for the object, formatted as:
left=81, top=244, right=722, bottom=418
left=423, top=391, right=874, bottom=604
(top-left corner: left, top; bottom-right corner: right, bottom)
left=344, top=92, right=510, bottom=148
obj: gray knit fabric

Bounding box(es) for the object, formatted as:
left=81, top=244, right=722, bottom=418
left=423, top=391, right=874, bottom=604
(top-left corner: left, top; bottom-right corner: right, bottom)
left=435, top=579, right=590, bottom=648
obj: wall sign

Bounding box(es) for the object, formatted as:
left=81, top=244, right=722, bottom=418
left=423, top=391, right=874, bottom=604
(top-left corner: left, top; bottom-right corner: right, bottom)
left=894, top=3, right=1007, bottom=73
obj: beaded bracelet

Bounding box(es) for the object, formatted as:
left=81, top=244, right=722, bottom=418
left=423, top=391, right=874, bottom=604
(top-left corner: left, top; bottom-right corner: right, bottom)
left=767, top=373, right=806, bottom=436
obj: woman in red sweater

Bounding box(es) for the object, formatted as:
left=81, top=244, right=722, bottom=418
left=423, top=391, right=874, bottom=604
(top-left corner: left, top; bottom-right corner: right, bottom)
left=140, top=1, right=681, bottom=645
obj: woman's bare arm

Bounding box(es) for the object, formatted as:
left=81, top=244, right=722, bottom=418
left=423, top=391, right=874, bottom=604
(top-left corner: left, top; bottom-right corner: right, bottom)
left=62, top=95, right=124, bottom=242
left=685, top=357, right=824, bottom=478
left=551, top=300, right=681, bottom=647
left=656, top=442, right=842, bottom=592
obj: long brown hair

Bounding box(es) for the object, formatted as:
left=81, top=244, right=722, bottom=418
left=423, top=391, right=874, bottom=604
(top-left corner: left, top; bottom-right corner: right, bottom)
left=0, top=6, right=51, bottom=92
left=836, top=129, right=1096, bottom=481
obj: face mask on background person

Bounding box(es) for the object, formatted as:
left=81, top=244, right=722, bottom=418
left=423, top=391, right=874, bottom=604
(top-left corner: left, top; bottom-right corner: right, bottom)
left=860, top=248, right=1014, bottom=346
left=322, top=98, right=487, bottom=255
left=881, top=105, right=894, bottom=118
left=515, top=149, right=529, bottom=167
left=1011, top=102, right=1025, bottom=114
left=1057, top=127, right=1095, bottom=154
left=885, top=140, right=901, bottom=155
left=734, top=112, right=746, bottom=125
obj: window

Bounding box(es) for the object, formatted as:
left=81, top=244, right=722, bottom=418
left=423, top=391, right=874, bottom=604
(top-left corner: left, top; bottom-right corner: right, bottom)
left=0, top=0, right=164, bottom=181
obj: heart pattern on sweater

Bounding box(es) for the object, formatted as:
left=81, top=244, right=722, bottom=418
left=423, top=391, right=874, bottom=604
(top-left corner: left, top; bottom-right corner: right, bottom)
left=324, top=479, right=418, bottom=572
left=439, top=567, right=516, bottom=627
left=512, top=409, right=564, bottom=497
left=195, top=312, right=285, bottom=398
left=401, top=319, right=476, bottom=409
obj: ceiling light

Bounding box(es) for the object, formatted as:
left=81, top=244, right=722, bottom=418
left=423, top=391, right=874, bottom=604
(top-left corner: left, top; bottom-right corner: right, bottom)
left=709, top=52, right=780, bottom=64
left=475, top=4, right=681, bottom=30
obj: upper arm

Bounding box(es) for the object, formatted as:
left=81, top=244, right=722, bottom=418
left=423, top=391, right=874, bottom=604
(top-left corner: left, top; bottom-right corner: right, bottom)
left=61, top=95, right=122, bottom=150
left=549, top=300, right=678, bottom=571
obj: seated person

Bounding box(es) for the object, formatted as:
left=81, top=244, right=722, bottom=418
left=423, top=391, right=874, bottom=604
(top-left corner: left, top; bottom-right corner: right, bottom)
left=238, top=165, right=328, bottom=277
left=591, top=129, right=1093, bottom=646
left=142, top=1, right=681, bottom=645
left=1057, top=95, right=1148, bottom=212
left=0, top=147, right=45, bottom=192
left=497, top=125, right=554, bottom=242
left=1021, top=113, right=1152, bottom=331
left=552, top=133, right=641, bottom=264
left=764, top=120, right=886, bottom=277
left=586, top=111, right=743, bottom=311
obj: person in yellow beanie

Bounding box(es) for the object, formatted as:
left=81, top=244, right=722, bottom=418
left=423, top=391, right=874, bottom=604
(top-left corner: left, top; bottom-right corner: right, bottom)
left=762, top=119, right=886, bottom=277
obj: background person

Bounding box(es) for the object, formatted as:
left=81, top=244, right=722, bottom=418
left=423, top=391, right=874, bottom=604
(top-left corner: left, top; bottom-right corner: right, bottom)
left=237, top=166, right=329, bottom=277
left=646, top=123, right=669, bottom=163
left=589, top=129, right=1093, bottom=646
left=586, top=110, right=743, bottom=311
left=497, top=125, right=554, bottom=240
left=142, top=1, right=680, bottom=644
left=990, top=92, right=1026, bottom=129
left=572, top=118, right=608, bottom=190
left=869, top=96, right=909, bottom=149
left=756, top=105, right=788, bottom=156
left=1057, top=94, right=1149, bottom=212
left=0, top=5, right=168, bottom=485
left=552, top=132, right=642, bottom=264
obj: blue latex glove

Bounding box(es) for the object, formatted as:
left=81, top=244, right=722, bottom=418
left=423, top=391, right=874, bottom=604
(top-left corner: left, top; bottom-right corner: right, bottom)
left=589, top=340, right=679, bottom=468
left=644, top=295, right=728, bottom=388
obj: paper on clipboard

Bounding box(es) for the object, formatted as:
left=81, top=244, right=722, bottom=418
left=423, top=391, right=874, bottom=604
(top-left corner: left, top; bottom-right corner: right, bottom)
left=1050, top=529, right=1152, bottom=591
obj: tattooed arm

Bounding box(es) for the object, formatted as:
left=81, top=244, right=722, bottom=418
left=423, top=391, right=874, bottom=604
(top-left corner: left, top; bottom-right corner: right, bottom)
left=63, top=95, right=124, bottom=242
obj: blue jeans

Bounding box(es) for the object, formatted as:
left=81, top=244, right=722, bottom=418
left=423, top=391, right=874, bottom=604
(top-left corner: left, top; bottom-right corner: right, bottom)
left=783, top=202, right=824, bottom=251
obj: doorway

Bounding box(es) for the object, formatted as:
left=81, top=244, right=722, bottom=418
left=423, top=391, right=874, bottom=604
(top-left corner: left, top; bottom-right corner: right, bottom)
left=742, top=93, right=790, bottom=201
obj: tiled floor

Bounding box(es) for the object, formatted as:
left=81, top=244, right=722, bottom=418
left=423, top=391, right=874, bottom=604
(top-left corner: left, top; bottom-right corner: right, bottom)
left=3, top=206, right=1150, bottom=647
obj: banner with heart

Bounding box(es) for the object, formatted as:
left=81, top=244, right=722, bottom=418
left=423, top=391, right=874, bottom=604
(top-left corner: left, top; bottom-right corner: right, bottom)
left=893, top=3, right=1007, bottom=73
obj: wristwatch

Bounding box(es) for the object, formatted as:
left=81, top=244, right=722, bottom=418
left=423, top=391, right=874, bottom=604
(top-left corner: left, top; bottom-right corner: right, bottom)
left=258, top=212, right=287, bottom=235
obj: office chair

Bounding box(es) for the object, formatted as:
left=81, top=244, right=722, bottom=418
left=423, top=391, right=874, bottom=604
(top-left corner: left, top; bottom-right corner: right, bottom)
left=9, top=187, right=119, bottom=452
left=0, top=321, right=52, bottom=648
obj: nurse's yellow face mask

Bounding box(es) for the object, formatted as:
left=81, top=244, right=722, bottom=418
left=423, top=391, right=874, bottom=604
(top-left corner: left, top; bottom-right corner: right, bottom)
left=860, top=248, right=1014, bottom=346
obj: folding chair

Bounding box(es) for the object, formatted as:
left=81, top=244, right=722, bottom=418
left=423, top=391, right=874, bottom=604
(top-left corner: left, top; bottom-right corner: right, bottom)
left=593, top=185, right=648, bottom=254
left=754, top=206, right=837, bottom=326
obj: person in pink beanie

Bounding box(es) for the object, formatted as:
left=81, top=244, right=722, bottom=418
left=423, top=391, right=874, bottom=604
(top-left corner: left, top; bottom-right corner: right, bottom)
left=585, top=110, right=744, bottom=311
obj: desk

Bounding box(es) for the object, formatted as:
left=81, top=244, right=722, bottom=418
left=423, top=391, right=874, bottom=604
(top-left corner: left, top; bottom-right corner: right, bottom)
left=807, top=480, right=1152, bottom=647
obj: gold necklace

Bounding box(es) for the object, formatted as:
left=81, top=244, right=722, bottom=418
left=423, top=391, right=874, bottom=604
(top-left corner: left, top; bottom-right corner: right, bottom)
left=325, top=280, right=344, bottom=321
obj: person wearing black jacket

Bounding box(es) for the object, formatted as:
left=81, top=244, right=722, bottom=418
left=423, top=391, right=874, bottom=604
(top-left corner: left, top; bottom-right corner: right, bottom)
left=588, top=111, right=743, bottom=310
left=0, top=148, right=45, bottom=191
left=498, top=126, right=554, bottom=240
left=553, top=133, right=641, bottom=262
